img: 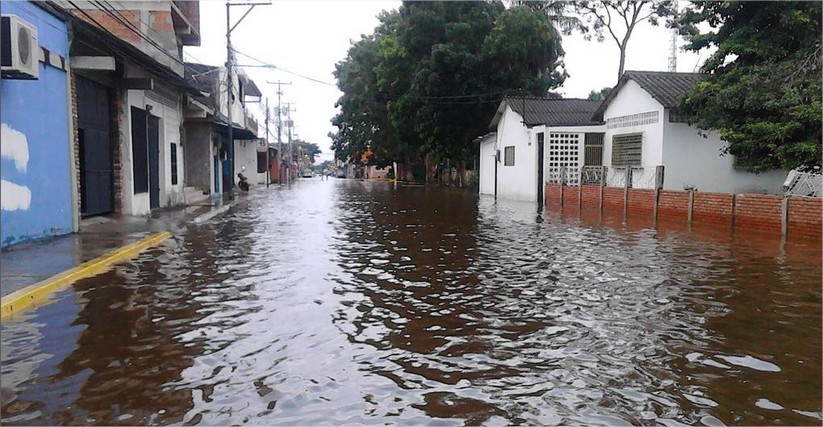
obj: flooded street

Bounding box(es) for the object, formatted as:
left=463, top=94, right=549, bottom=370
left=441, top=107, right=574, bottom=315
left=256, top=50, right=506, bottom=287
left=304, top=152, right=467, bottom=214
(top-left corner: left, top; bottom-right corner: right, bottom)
left=1, top=179, right=821, bottom=426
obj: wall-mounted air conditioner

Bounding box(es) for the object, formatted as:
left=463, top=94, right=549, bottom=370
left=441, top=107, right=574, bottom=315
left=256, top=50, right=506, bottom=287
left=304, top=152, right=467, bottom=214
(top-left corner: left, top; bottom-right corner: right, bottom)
left=1, top=14, right=39, bottom=80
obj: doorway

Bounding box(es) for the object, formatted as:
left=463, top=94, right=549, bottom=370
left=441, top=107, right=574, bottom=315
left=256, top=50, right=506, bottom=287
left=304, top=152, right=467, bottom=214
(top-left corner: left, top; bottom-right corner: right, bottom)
left=77, top=76, right=113, bottom=217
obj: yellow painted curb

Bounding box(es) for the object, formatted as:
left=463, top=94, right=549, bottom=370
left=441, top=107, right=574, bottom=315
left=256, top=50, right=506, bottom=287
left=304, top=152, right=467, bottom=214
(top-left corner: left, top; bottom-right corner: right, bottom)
left=1, top=231, right=172, bottom=320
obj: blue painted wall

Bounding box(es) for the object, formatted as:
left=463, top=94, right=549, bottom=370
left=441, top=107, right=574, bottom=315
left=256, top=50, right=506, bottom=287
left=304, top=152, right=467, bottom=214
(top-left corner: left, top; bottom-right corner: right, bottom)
left=1, top=2, right=73, bottom=248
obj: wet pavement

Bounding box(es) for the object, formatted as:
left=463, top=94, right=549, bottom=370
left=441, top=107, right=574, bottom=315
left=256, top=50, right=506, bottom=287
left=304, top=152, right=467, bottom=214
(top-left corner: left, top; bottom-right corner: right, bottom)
left=0, top=204, right=215, bottom=297
left=1, top=179, right=821, bottom=425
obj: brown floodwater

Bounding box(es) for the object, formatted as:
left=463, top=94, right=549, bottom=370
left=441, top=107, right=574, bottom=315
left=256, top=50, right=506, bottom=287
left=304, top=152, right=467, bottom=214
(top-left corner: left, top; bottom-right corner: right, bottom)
left=1, top=179, right=821, bottom=426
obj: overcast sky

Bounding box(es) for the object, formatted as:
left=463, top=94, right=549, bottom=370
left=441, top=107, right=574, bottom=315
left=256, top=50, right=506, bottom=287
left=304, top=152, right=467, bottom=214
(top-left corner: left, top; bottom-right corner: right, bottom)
left=184, top=1, right=705, bottom=162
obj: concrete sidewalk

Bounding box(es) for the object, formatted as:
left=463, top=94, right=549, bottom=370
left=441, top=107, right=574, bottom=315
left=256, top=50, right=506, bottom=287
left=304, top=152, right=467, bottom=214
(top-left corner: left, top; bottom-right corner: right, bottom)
left=0, top=202, right=230, bottom=298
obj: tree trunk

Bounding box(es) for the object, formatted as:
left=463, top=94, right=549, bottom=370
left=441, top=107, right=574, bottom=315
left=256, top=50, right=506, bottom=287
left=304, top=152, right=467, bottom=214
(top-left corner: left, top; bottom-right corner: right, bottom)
left=617, top=45, right=627, bottom=81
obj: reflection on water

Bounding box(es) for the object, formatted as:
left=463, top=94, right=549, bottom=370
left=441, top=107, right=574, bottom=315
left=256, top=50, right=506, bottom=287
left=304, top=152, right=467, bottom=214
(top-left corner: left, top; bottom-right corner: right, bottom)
left=1, top=180, right=821, bottom=425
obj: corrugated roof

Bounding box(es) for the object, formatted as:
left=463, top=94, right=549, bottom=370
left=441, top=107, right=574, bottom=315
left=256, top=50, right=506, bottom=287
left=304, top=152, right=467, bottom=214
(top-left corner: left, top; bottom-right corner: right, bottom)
left=592, top=71, right=704, bottom=120
left=489, top=97, right=604, bottom=129
left=624, top=71, right=702, bottom=108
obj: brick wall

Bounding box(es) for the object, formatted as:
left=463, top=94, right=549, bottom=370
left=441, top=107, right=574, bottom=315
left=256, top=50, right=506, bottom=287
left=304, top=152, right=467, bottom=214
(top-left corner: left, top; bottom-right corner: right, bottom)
left=787, top=197, right=823, bottom=239
left=545, top=181, right=821, bottom=241
left=71, top=72, right=81, bottom=221
left=693, top=192, right=735, bottom=229
left=734, top=194, right=782, bottom=233
left=546, top=183, right=561, bottom=205
left=627, top=189, right=655, bottom=218
left=72, top=10, right=141, bottom=44
left=603, top=187, right=624, bottom=213
left=149, top=11, right=173, bottom=32
left=657, top=190, right=689, bottom=222
left=110, top=88, right=124, bottom=213
left=581, top=185, right=600, bottom=209
left=562, top=187, right=580, bottom=207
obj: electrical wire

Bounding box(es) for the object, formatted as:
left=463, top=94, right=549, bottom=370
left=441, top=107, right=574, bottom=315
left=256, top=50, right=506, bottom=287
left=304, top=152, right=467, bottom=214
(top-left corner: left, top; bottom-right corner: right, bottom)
left=87, top=0, right=185, bottom=66
left=232, top=49, right=336, bottom=87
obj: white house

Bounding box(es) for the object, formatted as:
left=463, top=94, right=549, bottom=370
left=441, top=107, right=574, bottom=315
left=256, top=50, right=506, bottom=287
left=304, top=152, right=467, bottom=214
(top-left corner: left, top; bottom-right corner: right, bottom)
left=481, top=97, right=605, bottom=203
left=594, top=71, right=786, bottom=193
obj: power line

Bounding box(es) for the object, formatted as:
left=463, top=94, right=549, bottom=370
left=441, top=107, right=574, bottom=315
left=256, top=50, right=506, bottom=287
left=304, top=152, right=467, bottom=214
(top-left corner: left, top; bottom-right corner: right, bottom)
left=88, top=1, right=185, bottom=66
left=232, top=49, right=336, bottom=87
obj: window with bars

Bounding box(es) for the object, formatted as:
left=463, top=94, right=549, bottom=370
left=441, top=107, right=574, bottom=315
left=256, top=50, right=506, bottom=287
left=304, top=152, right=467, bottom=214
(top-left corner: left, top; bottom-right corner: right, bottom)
left=584, top=133, right=604, bottom=166
left=611, top=133, right=642, bottom=167
left=170, top=143, right=179, bottom=185
left=504, top=146, right=515, bottom=166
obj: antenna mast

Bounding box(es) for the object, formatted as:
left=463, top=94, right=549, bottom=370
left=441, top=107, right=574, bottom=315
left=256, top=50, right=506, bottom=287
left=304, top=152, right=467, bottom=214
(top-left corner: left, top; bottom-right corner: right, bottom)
left=668, top=0, right=679, bottom=72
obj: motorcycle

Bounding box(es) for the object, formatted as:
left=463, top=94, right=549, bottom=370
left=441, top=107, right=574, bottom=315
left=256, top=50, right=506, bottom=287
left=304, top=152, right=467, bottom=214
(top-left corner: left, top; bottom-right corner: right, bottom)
left=237, top=166, right=250, bottom=192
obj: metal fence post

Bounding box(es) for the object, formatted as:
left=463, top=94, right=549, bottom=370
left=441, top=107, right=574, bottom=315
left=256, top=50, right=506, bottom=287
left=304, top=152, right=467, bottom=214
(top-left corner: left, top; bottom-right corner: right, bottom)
left=578, top=167, right=584, bottom=209
left=653, top=165, right=664, bottom=221
left=559, top=166, right=566, bottom=207
left=687, top=189, right=695, bottom=225
left=599, top=165, right=607, bottom=212
left=623, top=167, right=632, bottom=214
left=781, top=196, right=789, bottom=238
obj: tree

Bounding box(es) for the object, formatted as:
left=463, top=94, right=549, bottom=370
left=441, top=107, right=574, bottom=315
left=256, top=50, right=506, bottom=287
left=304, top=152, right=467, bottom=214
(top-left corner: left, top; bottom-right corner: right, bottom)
left=331, top=1, right=567, bottom=175
left=587, top=86, right=612, bottom=100
left=678, top=1, right=822, bottom=172
left=573, top=1, right=674, bottom=81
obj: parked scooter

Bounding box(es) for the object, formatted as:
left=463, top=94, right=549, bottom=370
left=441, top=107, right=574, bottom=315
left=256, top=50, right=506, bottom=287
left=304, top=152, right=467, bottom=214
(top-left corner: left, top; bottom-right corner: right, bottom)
left=237, top=166, right=250, bottom=192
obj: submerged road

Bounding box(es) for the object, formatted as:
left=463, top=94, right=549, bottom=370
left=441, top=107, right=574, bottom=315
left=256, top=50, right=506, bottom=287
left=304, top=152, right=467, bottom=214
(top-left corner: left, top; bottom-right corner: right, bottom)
left=1, top=179, right=821, bottom=425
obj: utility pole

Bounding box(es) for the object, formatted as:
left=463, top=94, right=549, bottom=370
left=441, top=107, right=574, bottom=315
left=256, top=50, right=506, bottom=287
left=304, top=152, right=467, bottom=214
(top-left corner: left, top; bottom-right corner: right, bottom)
left=265, top=97, right=270, bottom=187
left=283, top=102, right=295, bottom=184
left=266, top=80, right=291, bottom=185
left=225, top=1, right=269, bottom=196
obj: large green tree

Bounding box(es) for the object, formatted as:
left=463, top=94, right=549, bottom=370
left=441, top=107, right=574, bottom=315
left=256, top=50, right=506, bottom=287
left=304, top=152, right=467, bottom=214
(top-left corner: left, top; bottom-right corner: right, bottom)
left=331, top=1, right=567, bottom=169
left=678, top=1, right=822, bottom=172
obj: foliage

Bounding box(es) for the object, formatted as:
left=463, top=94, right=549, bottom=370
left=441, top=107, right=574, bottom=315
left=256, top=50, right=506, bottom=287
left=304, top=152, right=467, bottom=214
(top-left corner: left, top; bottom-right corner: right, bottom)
left=572, top=1, right=674, bottom=80
left=678, top=1, right=822, bottom=172
left=587, top=86, right=612, bottom=100
left=294, top=140, right=321, bottom=163
left=331, top=1, right=567, bottom=168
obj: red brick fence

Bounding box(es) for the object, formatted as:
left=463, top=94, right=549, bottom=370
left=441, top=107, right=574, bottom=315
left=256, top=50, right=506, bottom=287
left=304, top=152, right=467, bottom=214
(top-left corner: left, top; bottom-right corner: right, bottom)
left=546, top=166, right=821, bottom=240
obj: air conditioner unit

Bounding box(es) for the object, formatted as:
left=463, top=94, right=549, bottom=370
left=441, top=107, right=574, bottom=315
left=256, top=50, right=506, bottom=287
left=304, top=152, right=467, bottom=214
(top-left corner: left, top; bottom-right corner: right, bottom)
left=1, top=15, right=39, bottom=80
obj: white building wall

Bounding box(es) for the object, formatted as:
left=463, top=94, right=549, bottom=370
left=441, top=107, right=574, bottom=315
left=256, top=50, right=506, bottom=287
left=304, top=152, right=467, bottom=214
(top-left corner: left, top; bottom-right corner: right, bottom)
left=234, top=139, right=263, bottom=186
left=122, top=67, right=185, bottom=216
left=662, top=117, right=786, bottom=194
left=478, top=135, right=496, bottom=196
left=602, top=80, right=665, bottom=167
left=495, top=106, right=536, bottom=202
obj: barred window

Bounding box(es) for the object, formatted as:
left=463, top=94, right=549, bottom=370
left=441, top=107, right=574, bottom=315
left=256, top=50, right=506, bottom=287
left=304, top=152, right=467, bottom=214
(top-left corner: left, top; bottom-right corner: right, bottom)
left=504, top=146, right=515, bottom=166
left=584, top=133, right=604, bottom=166
left=611, top=133, right=642, bottom=167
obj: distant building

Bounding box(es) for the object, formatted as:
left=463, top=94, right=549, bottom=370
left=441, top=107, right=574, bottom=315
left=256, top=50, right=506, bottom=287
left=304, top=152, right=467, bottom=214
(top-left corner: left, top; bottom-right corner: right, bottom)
left=483, top=97, right=604, bottom=202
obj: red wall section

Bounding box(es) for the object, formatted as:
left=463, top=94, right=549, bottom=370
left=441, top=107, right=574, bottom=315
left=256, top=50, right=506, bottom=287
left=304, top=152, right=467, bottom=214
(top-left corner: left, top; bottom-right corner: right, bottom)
left=693, top=192, right=735, bottom=229
left=733, top=194, right=782, bottom=234
left=787, top=197, right=822, bottom=240
left=627, top=189, right=655, bottom=218
left=658, top=191, right=689, bottom=222
left=603, top=187, right=624, bottom=213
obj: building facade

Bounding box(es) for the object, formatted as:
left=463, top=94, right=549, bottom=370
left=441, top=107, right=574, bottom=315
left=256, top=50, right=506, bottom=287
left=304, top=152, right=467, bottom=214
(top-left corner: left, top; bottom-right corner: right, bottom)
left=1, top=2, right=74, bottom=248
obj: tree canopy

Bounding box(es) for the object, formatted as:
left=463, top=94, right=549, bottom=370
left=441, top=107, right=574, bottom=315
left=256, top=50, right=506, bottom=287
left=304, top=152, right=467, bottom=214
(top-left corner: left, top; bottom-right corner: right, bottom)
left=678, top=1, right=822, bottom=172
left=331, top=1, right=567, bottom=167
left=587, top=86, right=612, bottom=100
